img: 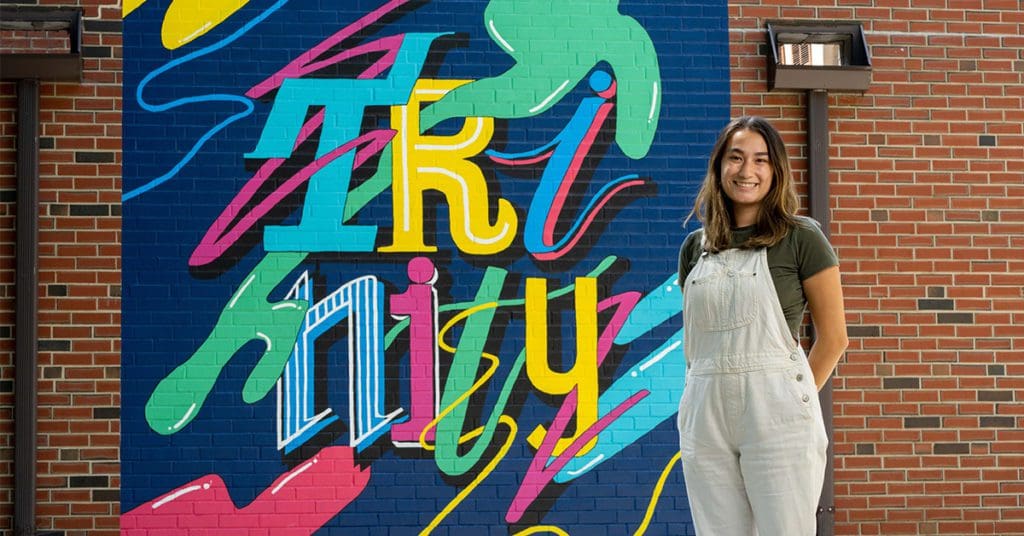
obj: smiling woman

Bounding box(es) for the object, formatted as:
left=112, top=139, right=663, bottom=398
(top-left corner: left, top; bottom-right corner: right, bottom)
left=719, top=129, right=773, bottom=226
left=677, top=116, right=848, bottom=536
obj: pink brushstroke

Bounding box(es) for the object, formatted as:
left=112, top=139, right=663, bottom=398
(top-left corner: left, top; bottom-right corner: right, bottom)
left=506, top=389, right=649, bottom=523
left=533, top=177, right=647, bottom=261
left=541, top=102, right=615, bottom=243
left=246, top=0, right=412, bottom=99
left=121, top=446, right=370, bottom=534
left=488, top=149, right=554, bottom=167
left=596, top=291, right=642, bottom=361
left=189, top=127, right=394, bottom=267
left=193, top=11, right=414, bottom=267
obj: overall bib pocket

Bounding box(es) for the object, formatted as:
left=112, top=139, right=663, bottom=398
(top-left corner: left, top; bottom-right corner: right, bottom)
left=689, top=268, right=759, bottom=332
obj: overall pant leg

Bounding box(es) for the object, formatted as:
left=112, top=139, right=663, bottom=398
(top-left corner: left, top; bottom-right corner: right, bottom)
left=678, top=373, right=755, bottom=535
left=738, top=358, right=829, bottom=536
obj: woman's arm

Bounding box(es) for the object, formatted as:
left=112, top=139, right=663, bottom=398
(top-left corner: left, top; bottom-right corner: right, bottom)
left=803, top=265, right=849, bottom=390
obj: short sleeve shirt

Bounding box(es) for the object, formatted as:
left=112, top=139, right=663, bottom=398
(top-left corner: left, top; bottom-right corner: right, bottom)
left=678, top=216, right=839, bottom=337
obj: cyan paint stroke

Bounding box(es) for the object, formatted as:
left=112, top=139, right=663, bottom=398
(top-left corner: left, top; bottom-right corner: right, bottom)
left=419, top=0, right=662, bottom=159
left=552, top=275, right=685, bottom=482
left=614, top=274, right=683, bottom=346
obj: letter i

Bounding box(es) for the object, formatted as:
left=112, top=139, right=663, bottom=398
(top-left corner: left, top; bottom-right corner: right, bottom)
left=390, top=257, right=440, bottom=446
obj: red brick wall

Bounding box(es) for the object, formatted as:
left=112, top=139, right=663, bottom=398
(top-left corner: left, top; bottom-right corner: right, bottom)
left=1, top=0, right=1022, bottom=534
left=731, top=2, right=1024, bottom=535
left=0, top=1, right=122, bottom=534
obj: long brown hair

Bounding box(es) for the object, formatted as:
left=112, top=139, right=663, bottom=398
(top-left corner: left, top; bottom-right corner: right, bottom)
left=686, top=116, right=799, bottom=252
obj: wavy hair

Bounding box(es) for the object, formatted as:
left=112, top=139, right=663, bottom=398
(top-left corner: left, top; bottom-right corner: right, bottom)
left=686, top=116, right=799, bottom=252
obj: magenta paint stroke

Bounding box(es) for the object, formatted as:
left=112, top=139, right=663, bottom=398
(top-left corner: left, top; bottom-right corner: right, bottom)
left=246, top=0, right=413, bottom=99
left=120, top=446, right=370, bottom=535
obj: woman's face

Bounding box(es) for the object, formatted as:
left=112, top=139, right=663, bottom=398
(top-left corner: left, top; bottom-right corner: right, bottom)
left=719, top=128, right=773, bottom=225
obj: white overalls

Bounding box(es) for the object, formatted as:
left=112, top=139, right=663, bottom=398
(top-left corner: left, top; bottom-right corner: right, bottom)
left=678, top=243, right=828, bottom=535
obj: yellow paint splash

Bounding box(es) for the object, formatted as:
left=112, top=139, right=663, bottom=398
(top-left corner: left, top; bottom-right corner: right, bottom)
left=160, top=0, right=250, bottom=50
left=123, top=0, right=146, bottom=18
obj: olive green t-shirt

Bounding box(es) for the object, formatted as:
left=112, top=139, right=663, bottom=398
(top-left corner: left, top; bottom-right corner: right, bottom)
left=678, top=216, right=839, bottom=337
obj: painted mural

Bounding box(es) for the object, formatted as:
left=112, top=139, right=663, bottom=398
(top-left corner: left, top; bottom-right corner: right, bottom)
left=121, top=0, right=729, bottom=533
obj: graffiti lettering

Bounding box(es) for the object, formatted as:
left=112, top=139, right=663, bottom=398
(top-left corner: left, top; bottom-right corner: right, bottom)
left=524, top=276, right=600, bottom=456
left=380, top=79, right=517, bottom=255
left=488, top=70, right=649, bottom=260
left=248, top=32, right=450, bottom=253
left=389, top=257, right=441, bottom=445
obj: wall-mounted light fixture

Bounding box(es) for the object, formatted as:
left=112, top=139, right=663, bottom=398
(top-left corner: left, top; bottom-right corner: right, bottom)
left=766, top=20, right=871, bottom=92
left=0, top=5, right=83, bottom=81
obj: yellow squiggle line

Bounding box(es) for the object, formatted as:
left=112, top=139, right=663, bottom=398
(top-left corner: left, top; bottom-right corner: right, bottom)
left=514, top=527, right=570, bottom=536
left=416, top=301, right=512, bottom=535
left=417, top=301, right=501, bottom=451
left=419, top=415, right=517, bottom=536
left=633, top=452, right=682, bottom=536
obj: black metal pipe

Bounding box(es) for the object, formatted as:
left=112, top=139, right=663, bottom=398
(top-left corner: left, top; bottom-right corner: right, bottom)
left=807, top=89, right=835, bottom=536
left=14, top=77, right=40, bottom=536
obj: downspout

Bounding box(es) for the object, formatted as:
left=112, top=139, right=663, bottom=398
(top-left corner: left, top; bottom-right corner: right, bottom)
left=14, top=78, right=40, bottom=536
left=1, top=7, right=84, bottom=535
left=807, top=89, right=835, bottom=536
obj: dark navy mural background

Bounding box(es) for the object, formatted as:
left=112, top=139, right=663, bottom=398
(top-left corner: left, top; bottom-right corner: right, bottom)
left=121, top=0, right=729, bottom=533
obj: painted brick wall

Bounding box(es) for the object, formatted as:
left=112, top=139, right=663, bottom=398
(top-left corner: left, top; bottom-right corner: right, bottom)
left=0, top=1, right=123, bottom=535
left=730, top=2, right=1024, bottom=535
left=119, top=1, right=727, bottom=534
left=1, top=0, right=1022, bottom=535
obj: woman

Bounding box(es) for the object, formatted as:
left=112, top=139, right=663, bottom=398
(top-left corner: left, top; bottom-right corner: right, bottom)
left=677, top=116, right=848, bottom=535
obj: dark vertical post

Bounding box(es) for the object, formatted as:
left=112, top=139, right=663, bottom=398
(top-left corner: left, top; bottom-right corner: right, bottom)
left=808, top=90, right=830, bottom=235
left=14, top=78, right=40, bottom=536
left=807, top=89, right=834, bottom=536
